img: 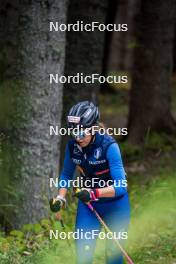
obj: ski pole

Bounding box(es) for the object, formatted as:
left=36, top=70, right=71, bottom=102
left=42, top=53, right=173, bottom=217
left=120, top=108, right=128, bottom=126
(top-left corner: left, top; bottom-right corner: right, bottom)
left=87, top=202, right=134, bottom=264
left=76, top=166, right=134, bottom=264
left=49, top=170, right=74, bottom=254
left=57, top=214, right=74, bottom=252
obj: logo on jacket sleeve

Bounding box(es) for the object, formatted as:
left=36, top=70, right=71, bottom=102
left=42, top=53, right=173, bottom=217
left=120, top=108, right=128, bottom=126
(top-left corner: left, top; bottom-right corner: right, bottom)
left=94, top=147, right=102, bottom=159
left=72, top=158, right=81, bottom=164
left=73, top=144, right=82, bottom=155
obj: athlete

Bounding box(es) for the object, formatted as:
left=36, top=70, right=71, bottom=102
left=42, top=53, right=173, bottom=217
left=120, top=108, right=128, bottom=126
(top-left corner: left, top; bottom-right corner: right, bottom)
left=50, top=101, right=131, bottom=264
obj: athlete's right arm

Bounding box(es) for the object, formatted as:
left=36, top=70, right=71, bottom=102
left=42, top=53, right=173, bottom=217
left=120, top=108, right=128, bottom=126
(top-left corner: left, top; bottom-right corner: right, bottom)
left=58, top=142, right=76, bottom=198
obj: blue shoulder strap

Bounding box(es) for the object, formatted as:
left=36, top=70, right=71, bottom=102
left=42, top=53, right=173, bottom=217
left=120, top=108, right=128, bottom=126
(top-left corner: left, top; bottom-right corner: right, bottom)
left=102, top=134, right=116, bottom=153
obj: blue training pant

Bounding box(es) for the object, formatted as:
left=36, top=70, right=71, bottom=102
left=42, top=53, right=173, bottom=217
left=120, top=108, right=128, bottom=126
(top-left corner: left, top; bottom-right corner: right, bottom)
left=75, top=193, right=130, bottom=264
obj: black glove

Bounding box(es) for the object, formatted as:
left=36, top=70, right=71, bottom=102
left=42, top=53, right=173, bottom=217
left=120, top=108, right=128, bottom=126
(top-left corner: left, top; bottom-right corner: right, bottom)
left=49, top=195, right=66, bottom=212
left=74, top=188, right=99, bottom=203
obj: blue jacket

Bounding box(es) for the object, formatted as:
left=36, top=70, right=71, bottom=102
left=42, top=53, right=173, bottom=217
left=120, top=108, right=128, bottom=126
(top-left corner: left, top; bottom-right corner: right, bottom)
left=58, top=132, right=127, bottom=198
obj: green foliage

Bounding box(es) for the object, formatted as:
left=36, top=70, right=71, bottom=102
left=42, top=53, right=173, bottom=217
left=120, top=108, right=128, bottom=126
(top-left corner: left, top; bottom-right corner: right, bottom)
left=120, top=142, right=143, bottom=161
left=10, top=230, right=24, bottom=239
left=22, top=224, right=35, bottom=233
left=120, top=131, right=176, bottom=163
left=0, top=221, right=44, bottom=254
left=0, top=136, right=22, bottom=226
left=143, top=131, right=175, bottom=152
left=127, top=40, right=139, bottom=49
left=0, top=215, right=77, bottom=264
left=1, top=165, right=176, bottom=264
left=0, top=247, right=24, bottom=264
left=0, top=80, right=29, bottom=130
left=124, top=162, right=176, bottom=264
left=0, top=48, right=12, bottom=81
left=106, top=71, right=131, bottom=90
left=99, top=92, right=128, bottom=117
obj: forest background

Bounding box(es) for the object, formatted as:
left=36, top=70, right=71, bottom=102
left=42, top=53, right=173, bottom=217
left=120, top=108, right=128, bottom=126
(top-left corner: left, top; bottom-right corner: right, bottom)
left=0, top=0, right=176, bottom=263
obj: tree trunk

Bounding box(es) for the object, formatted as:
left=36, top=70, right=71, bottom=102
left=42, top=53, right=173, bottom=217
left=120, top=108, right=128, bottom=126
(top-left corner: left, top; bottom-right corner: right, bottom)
left=101, top=0, right=118, bottom=77
left=173, top=26, right=176, bottom=73
left=0, top=0, right=67, bottom=228
left=128, top=0, right=176, bottom=144
left=100, top=0, right=118, bottom=94
left=63, top=0, right=108, bottom=116
left=106, top=0, right=138, bottom=74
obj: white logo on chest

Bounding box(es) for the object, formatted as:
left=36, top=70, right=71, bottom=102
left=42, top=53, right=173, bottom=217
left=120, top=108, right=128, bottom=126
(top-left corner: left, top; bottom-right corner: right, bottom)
left=94, top=147, right=102, bottom=159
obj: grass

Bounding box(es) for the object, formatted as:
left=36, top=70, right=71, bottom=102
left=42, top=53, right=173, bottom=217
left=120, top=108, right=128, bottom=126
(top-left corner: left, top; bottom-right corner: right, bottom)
left=125, top=164, right=176, bottom=264
left=0, top=152, right=175, bottom=264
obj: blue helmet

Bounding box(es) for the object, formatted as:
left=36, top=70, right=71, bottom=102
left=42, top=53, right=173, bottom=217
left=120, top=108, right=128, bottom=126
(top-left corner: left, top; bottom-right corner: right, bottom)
left=67, top=101, right=99, bottom=128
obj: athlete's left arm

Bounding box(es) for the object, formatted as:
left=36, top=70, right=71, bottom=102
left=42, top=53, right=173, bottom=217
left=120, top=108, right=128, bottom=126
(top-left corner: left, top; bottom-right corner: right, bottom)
left=98, top=143, right=127, bottom=198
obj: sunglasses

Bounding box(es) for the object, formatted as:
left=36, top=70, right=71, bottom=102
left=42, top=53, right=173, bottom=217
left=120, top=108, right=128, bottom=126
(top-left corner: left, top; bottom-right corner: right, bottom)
left=70, top=128, right=92, bottom=139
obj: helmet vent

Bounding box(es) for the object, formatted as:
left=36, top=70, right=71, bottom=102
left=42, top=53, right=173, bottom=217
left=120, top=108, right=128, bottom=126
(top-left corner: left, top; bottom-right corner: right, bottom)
left=83, top=108, right=92, bottom=118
